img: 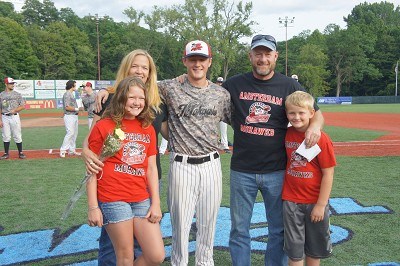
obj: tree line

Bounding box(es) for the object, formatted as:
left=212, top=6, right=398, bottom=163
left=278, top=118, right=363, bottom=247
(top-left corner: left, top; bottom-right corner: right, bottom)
left=0, top=0, right=399, bottom=97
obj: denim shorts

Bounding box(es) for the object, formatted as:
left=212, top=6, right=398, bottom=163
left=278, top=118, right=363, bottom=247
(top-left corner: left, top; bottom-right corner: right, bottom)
left=99, top=199, right=150, bottom=225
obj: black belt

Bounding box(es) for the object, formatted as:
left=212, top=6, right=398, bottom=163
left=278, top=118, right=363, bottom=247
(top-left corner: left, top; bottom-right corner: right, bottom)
left=174, top=152, right=219, bottom=164
left=1, top=113, right=17, bottom=116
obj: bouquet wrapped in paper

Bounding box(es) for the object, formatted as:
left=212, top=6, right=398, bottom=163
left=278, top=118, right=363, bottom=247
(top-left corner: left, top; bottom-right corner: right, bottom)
left=61, top=125, right=125, bottom=220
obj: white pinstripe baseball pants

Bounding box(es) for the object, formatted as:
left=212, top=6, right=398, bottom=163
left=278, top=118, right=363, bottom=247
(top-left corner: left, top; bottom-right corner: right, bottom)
left=168, top=151, right=222, bottom=266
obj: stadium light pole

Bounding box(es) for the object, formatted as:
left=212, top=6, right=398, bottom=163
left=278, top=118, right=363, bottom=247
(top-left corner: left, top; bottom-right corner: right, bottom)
left=279, top=16, right=295, bottom=76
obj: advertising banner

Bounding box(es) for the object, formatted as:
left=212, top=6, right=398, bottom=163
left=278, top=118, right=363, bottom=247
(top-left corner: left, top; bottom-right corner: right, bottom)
left=34, top=80, right=55, bottom=90
left=35, top=90, right=56, bottom=99
left=95, top=80, right=115, bottom=90
left=317, top=97, right=352, bottom=104
left=25, top=99, right=56, bottom=109
left=14, top=80, right=34, bottom=98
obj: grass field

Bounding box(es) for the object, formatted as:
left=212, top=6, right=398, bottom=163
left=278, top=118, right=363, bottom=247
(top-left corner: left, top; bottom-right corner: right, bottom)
left=0, top=104, right=399, bottom=265
left=319, top=103, right=400, bottom=113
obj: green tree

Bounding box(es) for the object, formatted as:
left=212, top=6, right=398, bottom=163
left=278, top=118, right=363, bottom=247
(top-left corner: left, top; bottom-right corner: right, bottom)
left=0, top=2, right=24, bottom=24
left=325, top=24, right=377, bottom=97
left=59, top=7, right=82, bottom=28
left=28, top=25, right=75, bottom=79
left=344, top=1, right=400, bottom=95
left=143, top=0, right=255, bottom=80
left=46, top=22, right=96, bottom=79
left=0, top=1, right=14, bottom=16
left=21, top=0, right=59, bottom=28
left=293, top=44, right=330, bottom=97
left=123, top=7, right=145, bottom=25
left=282, top=30, right=311, bottom=76
left=0, top=17, right=39, bottom=79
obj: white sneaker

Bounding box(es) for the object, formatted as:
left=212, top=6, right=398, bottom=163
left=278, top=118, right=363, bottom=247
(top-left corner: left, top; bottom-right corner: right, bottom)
left=60, top=150, right=66, bottom=158
left=68, top=151, right=81, bottom=156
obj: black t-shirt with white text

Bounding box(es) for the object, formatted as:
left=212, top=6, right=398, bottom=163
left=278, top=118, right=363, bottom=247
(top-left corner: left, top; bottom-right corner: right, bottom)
left=223, top=72, right=319, bottom=174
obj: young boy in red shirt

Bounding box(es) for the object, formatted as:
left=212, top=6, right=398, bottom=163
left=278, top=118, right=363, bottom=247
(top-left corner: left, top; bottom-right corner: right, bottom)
left=283, top=91, right=336, bottom=266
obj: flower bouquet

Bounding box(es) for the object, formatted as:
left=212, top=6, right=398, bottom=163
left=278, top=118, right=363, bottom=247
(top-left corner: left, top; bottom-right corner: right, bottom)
left=61, top=125, right=126, bottom=220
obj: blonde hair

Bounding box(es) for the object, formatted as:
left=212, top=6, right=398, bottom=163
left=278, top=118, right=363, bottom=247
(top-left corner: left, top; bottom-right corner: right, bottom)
left=102, top=77, right=155, bottom=128
left=285, top=91, right=315, bottom=111
left=108, top=49, right=161, bottom=113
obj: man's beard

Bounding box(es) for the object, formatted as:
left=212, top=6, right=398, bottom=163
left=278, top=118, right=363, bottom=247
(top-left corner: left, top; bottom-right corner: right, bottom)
left=253, top=62, right=275, bottom=77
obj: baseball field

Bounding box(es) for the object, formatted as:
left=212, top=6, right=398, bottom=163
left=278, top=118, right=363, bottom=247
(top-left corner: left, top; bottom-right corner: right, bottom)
left=0, top=103, right=399, bottom=265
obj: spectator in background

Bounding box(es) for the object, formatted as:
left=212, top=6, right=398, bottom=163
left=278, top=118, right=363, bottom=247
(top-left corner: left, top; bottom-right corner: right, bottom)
left=59, top=80, right=83, bottom=158
left=0, top=77, right=26, bottom=159
left=215, top=76, right=231, bottom=154
left=81, top=82, right=96, bottom=128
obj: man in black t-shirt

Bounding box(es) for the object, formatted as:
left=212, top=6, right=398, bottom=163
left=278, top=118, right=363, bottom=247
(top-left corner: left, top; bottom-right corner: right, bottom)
left=223, top=34, right=324, bottom=266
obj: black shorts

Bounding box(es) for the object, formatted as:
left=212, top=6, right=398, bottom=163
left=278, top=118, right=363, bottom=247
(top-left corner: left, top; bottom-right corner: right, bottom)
left=283, top=200, right=332, bottom=261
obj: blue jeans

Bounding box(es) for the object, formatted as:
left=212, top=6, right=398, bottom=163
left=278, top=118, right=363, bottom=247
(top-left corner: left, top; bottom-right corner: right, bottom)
left=98, top=221, right=143, bottom=266
left=229, top=170, right=288, bottom=266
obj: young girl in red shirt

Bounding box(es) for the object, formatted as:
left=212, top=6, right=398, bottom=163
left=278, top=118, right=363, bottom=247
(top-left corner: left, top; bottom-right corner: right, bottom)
left=86, top=76, right=165, bottom=265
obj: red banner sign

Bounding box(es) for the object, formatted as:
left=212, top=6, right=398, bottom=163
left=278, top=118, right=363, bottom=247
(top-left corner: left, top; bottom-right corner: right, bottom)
left=25, top=100, right=56, bottom=109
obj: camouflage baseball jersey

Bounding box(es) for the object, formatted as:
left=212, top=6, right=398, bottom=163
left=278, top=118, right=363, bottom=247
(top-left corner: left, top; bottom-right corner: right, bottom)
left=0, top=90, right=25, bottom=113
left=158, top=78, right=231, bottom=156
left=82, top=92, right=96, bottom=118
left=62, top=91, right=78, bottom=115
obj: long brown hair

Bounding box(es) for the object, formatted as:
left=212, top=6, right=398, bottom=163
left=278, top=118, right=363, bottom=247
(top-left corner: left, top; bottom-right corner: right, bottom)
left=102, top=77, right=155, bottom=128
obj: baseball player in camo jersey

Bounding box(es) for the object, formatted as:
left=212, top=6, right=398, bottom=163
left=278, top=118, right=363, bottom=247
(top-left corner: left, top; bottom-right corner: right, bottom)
left=81, top=82, right=96, bottom=128
left=59, top=80, right=83, bottom=158
left=0, top=77, right=26, bottom=159
left=158, top=40, right=231, bottom=266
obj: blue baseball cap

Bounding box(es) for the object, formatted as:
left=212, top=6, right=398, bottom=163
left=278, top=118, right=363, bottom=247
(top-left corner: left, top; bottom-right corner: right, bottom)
left=250, top=34, right=277, bottom=51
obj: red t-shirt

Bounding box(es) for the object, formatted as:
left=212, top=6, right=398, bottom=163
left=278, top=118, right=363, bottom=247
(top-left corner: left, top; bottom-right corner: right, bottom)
left=282, top=127, right=336, bottom=204
left=89, top=118, right=157, bottom=202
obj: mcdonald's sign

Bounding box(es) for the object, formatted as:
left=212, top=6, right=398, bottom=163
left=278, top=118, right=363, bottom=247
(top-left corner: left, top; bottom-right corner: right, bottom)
left=25, top=100, right=56, bottom=109
left=44, top=100, right=55, bottom=108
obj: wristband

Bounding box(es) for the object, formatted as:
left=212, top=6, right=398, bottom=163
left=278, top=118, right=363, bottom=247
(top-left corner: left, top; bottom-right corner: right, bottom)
left=75, top=107, right=79, bottom=112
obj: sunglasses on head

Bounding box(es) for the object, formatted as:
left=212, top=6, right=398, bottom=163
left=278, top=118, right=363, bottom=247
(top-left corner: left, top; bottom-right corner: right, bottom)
left=252, top=34, right=277, bottom=45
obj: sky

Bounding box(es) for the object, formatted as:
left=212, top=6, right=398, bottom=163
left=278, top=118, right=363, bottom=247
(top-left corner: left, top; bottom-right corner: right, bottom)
left=10, top=0, right=398, bottom=42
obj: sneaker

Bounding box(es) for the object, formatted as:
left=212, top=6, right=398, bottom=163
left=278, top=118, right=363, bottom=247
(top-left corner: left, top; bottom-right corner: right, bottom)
left=224, top=149, right=231, bottom=154
left=60, top=150, right=66, bottom=158
left=19, top=153, right=26, bottom=159
left=0, top=153, right=9, bottom=159
left=68, top=151, right=81, bottom=156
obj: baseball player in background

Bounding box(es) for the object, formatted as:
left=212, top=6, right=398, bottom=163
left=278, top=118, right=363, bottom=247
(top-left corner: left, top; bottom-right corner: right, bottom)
left=158, top=40, right=231, bottom=266
left=81, top=82, right=96, bottom=128
left=215, top=76, right=231, bottom=154
left=59, top=80, right=83, bottom=158
left=0, top=77, right=26, bottom=159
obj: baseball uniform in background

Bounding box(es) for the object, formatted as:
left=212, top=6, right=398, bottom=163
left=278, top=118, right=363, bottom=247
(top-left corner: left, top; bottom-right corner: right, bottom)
left=0, top=77, right=26, bottom=159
